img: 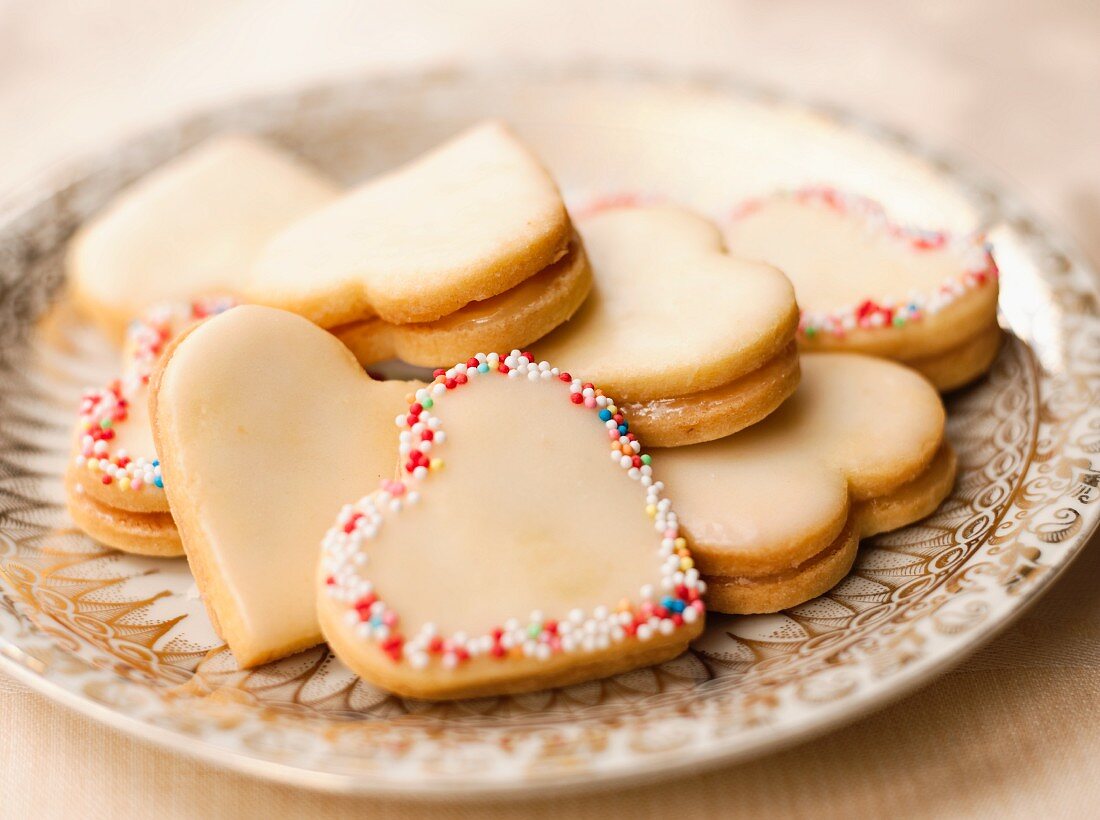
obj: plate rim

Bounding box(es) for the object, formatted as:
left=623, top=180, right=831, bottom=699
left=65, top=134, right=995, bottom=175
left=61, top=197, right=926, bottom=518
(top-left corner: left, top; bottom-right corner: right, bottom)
left=1, top=61, right=1098, bottom=799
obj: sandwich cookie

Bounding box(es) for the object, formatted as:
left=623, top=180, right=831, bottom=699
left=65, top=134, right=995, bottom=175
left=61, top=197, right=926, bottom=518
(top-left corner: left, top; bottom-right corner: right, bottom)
left=248, top=121, right=591, bottom=367
left=656, top=353, right=956, bottom=614
left=536, top=205, right=800, bottom=447
left=725, top=187, right=1000, bottom=390
left=67, top=134, right=339, bottom=340
left=65, top=296, right=237, bottom=556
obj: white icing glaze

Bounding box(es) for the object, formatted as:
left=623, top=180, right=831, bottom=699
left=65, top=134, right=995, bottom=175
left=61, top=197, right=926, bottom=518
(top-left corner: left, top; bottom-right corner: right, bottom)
left=321, top=352, right=704, bottom=672
left=154, top=305, right=416, bottom=665
left=361, top=376, right=657, bottom=637
left=728, top=196, right=974, bottom=311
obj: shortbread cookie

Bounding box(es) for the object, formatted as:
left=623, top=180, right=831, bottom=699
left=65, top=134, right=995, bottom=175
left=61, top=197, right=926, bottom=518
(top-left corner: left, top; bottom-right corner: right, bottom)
left=248, top=121, right=592, bottom=366
left=656, top=353, right=955, bottom=614
left=67, top=134, right=339, bottom=340
left=318, top=352, right=705, bottom=700
left=65, top=297, right=237, bottom=556
left=150, top=305, right=418, bottom=668
left=725, top=187, right=1000, bottom=390
left=536, top=205, right=799, bottom=447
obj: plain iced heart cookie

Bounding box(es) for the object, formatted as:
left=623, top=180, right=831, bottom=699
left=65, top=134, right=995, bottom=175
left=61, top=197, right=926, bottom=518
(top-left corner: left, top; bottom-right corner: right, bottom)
left=248, top=121, right=592, bottom=366
left=318, top=353, right=706, bottom=700
left=65, top=296, right=237, bottom=556
left=67, top=134, right=339, bottom=340
left=150, top=305, right=419, bottom=667
left=725, top=187, right=1001, bottom=391
left=535, top=205, right=799, bottom=447
left=656, top=353, right=956, bottom=614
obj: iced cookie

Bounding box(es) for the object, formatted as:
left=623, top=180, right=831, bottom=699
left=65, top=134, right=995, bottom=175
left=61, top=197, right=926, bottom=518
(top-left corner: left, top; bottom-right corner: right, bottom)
left=318, top=352, right=705, bottom=700
left=65, top=296, right=237, bottom=556
left=150, top=305, right=419, bottom=667
left=248, top=121, right=592, bottom=366
left=536, top=205, right=799, bottom=447
left=67, top=134, right=339, bottom=340
left=656, top=353, right=955, bottom=614
left=725, top=187, right=1000, bottom=391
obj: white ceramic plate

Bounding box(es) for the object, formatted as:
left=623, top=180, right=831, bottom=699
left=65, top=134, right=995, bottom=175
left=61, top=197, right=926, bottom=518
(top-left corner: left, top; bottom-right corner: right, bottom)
left=1, top=67, right=1098, bottom=797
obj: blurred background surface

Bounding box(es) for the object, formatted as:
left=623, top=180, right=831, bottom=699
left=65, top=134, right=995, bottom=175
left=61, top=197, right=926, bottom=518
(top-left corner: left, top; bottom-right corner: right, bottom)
left=0, top=2, right=1098, bottom=818
left=1, top=0, right=1097, bottom=266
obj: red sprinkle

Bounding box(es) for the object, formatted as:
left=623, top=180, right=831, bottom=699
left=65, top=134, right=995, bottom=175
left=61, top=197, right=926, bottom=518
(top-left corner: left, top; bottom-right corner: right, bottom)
left=570, top=393, right=583, bottom=404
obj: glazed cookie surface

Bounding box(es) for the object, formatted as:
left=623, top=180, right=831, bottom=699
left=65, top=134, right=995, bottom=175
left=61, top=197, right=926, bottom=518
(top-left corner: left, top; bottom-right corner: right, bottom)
left=248, top=122, right=591, bottom=366
left=318, top=352, right=705, bottom=700
left=725, top=187, right=1000, bottom=390
left=536, top=205, right=799, bottom=446
left=150, top=305, right=419, bottom=668
left=65, top=296, right=237, bottom=556
left=67, top=135, right=339, bottom=340
left=656, top=353, right=955, bottom=614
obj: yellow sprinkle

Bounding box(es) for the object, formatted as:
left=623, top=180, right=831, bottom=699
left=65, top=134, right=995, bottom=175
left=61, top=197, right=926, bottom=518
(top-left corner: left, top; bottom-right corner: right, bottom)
left=404, top=392, right=416, bottom=404
left=616, top=597, right=631, bottom=612
left=430, top=458, right=444, bottom=471
left=118, top=477, right=131, bottom=491
left=674, top=537, right=687, bottom=550
left=87, top=459, right=100, bottom=472
left=645, top=505, right=657, bottom=518
left=679, top=557, right=694, bottom=571
left=607, top=404, right=617, bottom=415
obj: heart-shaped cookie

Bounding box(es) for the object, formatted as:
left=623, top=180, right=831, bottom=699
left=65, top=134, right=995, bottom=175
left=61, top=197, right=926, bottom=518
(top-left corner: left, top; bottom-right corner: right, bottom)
left=65, top=296, right=237, bottom=556
left=150, top=305, right=419, bottom=667
left=725, top=187, right=1000, bottom=390
left=318, top=352, right=706, bottom=700
left=67, top=135, right=339, bottom=340
left=656, top=353, right=955, bottom=614
left=248, top=121, right=592, bottom=366
left=536, top=205, right=799, bottom=447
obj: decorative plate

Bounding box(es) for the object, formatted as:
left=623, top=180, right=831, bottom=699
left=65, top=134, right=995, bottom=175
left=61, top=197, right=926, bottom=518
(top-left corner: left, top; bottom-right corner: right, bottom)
left=1, top=67, right=1098, bottom=797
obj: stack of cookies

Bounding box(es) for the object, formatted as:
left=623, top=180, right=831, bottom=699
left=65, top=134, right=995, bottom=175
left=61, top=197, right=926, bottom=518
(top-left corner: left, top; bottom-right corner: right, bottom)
left=62, top=121, right=1000, bottom=699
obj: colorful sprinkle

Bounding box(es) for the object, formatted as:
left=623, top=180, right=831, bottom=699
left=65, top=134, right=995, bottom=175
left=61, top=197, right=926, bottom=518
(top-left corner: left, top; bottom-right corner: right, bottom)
left=73, top=296, right=237, bottom=493
left=321, top=350, right=704, bottom=670
left=574, top=186, right=998, bottom=341
left=732, top=187, right=998, bottom=339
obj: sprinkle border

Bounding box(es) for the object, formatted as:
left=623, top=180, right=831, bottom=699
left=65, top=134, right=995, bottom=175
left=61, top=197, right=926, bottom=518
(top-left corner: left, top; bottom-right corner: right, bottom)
left=72, top=296, right=237, bottom=493
left=320, top=351, right=705, bottom=670
left=569, top=186, right=998, bottom=340
left=728, top=186, right=999, bottom=339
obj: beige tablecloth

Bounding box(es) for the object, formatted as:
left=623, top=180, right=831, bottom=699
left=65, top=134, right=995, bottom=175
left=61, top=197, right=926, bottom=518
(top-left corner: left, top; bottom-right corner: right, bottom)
left=2, top=2, right=1098, bottom=817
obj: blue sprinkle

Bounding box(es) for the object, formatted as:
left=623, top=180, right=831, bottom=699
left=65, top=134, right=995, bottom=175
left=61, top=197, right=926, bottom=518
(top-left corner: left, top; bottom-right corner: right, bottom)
left=618, top=423, right=629, bottom=435
left=371, top=615, right=383, bottom=627
left=152, top=459, right=160, bottom=467
left=477, top=363, right=490, bottom=373
left=598, top=409, right=612, bottom=421
left=660, top=595, right=676, bottom=609
left=669, top=599, right=687, bottom=614
left=153, top=476, right=164, bottom=489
